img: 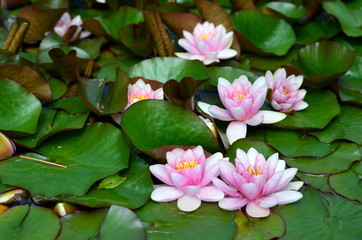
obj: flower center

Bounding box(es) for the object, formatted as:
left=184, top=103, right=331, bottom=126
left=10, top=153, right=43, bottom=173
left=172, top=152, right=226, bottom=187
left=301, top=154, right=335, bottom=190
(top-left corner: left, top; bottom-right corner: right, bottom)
left=234, top=93, right=246, bottom=99
left=247, top=166, right=262, bottom=176
left=129, top=94, right=149, bottom=101
left=200, top=33, right=214, bottom=40
left=283, top=89, right=289, bottom=95
left=176, top=160, right=199, bottom=171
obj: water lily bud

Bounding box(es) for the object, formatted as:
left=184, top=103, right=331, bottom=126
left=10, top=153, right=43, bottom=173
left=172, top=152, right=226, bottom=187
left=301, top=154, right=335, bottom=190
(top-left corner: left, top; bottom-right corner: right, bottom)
left=265, top=68, right=308, bottom=113
left=199, top=116, right=218, bottom=138
left=175, top=21, right=237, bottom=65
left=0, top=132, right=16, bottom=160
left=54, top=202, right=78, bottom=217
left=0, top=204, right=9, bottom=214
left=0, top=189, right=28, bottom=204
left=123, top=79, right=164, bottom=111
left=54, top=12, right=91, bottom=42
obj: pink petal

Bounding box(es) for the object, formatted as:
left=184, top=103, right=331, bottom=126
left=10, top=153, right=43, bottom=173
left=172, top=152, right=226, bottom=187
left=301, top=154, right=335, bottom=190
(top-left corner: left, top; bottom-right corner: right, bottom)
left=255, top=195, right=278, bottom=208
left=218, top=77, right=232, bottom=88
left=195, top=186, right=224, bottom=201
left=226, top=121, right=247, bottom=145
left=177, top=195, right=201, bottom=212
left=281, top=181, right=304, bottom=191
left=179, top=38, right=199, bottom=54
left=183, top=185, right=200, bottom=195
left=209, top=105, right=234, bottom=121
left=246, top=201, right=270, bottom=218
left=239, top=183, right=260, bottom=200
left=175, top=52, right=205, bottom=61
left=212, top=177, right=240, bottom=197
left=200, top=161, right=220, bottom=186
left=262, top=171, right=283, bottom=195
left=149, top=165, right=173, bottom=186
left=268, top=190, right=303, bottom=204
left=217, top=49, right=237, bottom=59
left=219, top=160, right=237, bottom=186
left=171, top=173, right=188, bottom=190
left=274, top=168, right=298, bottom=191
left=80, top=30, right=91, bottom=39
left=293, top=101, right=308, bottom=111
left=257, top=110, right=287, bottom=124
left=151, top=186, right=184, bottom=202
left=154, top=88, right=164, bottom=100
left=219, top=197, right=249, bottom=211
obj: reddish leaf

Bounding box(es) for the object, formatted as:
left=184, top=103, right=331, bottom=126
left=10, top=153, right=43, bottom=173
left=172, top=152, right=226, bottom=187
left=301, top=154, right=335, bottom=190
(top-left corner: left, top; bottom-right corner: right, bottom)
left=160, top=12, right=202, bottom=38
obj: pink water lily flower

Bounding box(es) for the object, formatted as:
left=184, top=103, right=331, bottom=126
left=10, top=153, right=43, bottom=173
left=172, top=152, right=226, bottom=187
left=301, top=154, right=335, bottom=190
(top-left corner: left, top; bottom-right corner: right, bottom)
left=123, top=79, right=164, bottom=111
left=149, top=146, right=226, bottom=212
left=175, top=21, right=237, bottom=65
left=200, top=76, right=286, bottom=144
left=266, top=68, right=308, bottom=112
left=212, top=148, right=303, bottom=218
left=54, top=12, right=91, bottom=42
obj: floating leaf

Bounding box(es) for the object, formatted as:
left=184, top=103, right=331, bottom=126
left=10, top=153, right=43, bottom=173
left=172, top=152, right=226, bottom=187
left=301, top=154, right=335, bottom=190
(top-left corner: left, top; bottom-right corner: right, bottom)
left=163, top=77, right=196, bottom=110
left=274, top=187, right=362, bottom=239
left=78, top=68, right=128, bottom=115
left=0, top=205, right=60, bottom=240
left=118, top=23, right=153, bottom=57
left=234, top=211, right=285, bottom=240
left=0, top=78, right=41, bottom=135
left=48, top=78, right=67, bottom=100
left=98, top=175, right=127, bottom=189
left=161, top=12, right=202, bottom=38
left=128, top=57, right=209, bottom=83
left=121, top=100, right=219, bottom=152
left=323, top=0, right=362, bottom=37
left=338, top=56, right=362, bottom=105
left=48, top=97, right=91, bottom=114
left=33, top=155, right=153, bottom=209
left=0, top=123, right=130, bottom=197
left=57, top=205, right=145, bottom=240
left=136, top=202, right=235, bottom=240
left=297, top=172, right=334, bottom=193
left=329, top=161, right=362, bottom=203
left=274, top=89, right=340, bottom=129
left=295, top=20, right=340, bottom=45
left=263, top=2, right=306, bottom=20
left=231, top=11, right=296, bottom=56
left=265, top=129, right=341, bottom=158
left=294, top=41, right=355, bottom=88
left=208, top=67, right=258, bottom=86
left=18, top=6, right=65, bottom=42
left=283, top=143, right=361, bottom=174
left=310, top=104, right=362, bottom=144
left=14, top=108, right=89, bottom=148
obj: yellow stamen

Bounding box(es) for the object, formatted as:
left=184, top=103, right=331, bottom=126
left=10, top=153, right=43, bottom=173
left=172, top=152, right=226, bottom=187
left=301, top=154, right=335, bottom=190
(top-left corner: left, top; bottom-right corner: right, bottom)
left=176, top=160, right=199, bottom=171
left=234, top=93, right=246, bottom=99
left=283, top=89, right=288, bottom=95
left=247, top=166, right=262, bottom=176
left=129, top=94, right=149, bottom=102
left=200, top=33, right=213, bottom=40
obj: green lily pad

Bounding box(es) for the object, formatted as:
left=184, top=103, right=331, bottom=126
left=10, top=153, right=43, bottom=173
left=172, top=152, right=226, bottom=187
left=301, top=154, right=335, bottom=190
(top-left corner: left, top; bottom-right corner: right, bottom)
left=274, top=187, right=362, bottom=239
left=264, top=2, right=306, bottom=20
left=0, top=205, right=60, bottom=240
left=226, top=139, right=276, bottom=163
left=74, top=37, right=107, bottom=59
left=127, top=57, right=209, bottom=83
left=48, top=78, right=67, bottom=100
left=136, top=202, right=235, bottom=240
left=0, top=123, right=130, bottom=197
left=121, top=100, right=219, bottom=152
left=296, top=172, right=334, bottom=193
left=58, top=205, right=145, bottom=240
left=274, top=89, right=340, bottom=129
left=0, top=182, right=15, bottom=193
left=323, top=0, right=362, bottom=37
left=14, top=108, right=89, bottom=148
left=95, top=6, right=144, bottom=39
left=208, top=67, right=258, bottom=86
left=0, top=78, right=41, bottom=135
left=294, top=41, right=355, bottom=88
left=48, top=97, right=91, bottom=114
left=245, top=49, right=299, bottom=70
left=283, top=143, right=361, bottom=174
left=234, top=211, right=284, bottom=240
left=329, top=161, right=362, bottom=203
left=78, top=68, right=128, bottom=115
left=33, top=155, right=153, bottom=209
left=231, top=10, right=296, bottom=56
left=339, top=56, right=362, bottom=105
left=295, top=20, right=341, bottom=45
left=265, top=129, right=341, bottom=158
left=310, top=104, right=362, bottom=145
